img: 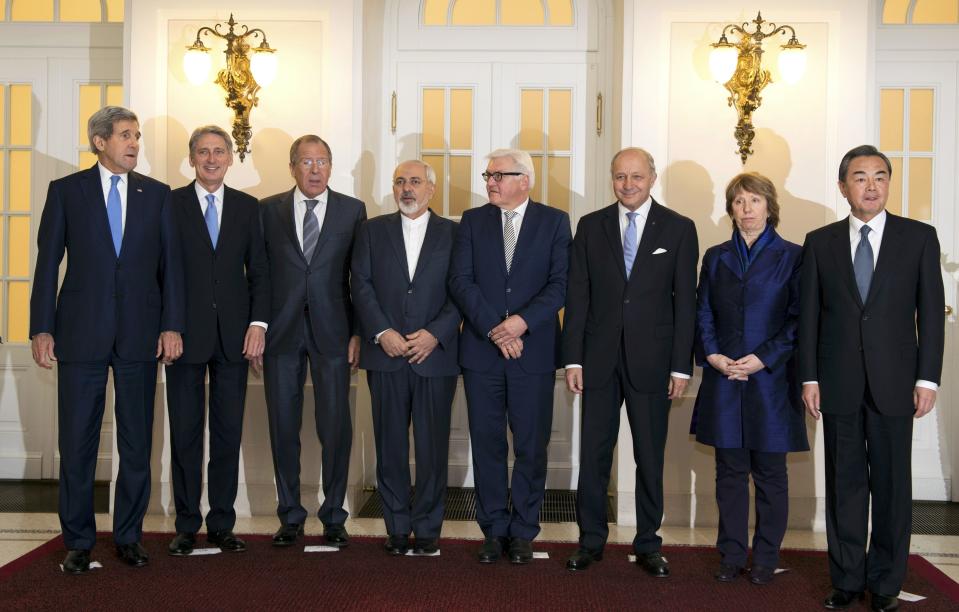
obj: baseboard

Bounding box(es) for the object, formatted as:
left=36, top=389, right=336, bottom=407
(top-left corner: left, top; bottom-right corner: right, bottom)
left=0, top=452, right=42, bottom=479
left=146, top=481, right=369, bottom=518
left=617, top=493, right=826, bottom=531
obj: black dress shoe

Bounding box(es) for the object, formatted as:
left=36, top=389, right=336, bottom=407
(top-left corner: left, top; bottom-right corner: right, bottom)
left=116, top=542, right=149, bottom=567
left=272, top=523, right=304, bottom=547
left=324, top=524, right=349, bottom=547
left=412, top=538, right=438, bottom=555
left=824, top=588, right=865, bottom=609
left=208, top=530, right=246, bottom=552
left=508, top=538, right=534, bottom=564
left=749, top=565, right=775, bottom=585
left=385, top=534, right=409, bottom=555
left=168, top=532, right=196, bottom=556
left=62, top=549, right=90, bottom=574
left=870, top=593, right=899, bottom=612
left=636, top=551, right=670, bottom=577
left=714, top=563, right=741, bottom=582
left=566, top=548, right=602, bottom=571
left=478, top=537, right=508, bottom=563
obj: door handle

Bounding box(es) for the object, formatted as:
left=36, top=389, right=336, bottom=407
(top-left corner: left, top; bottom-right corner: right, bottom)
left=946, top=305, right=954, bottom=316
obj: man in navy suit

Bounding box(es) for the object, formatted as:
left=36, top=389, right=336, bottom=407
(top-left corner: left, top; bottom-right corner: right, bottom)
left=29, top=106, right=185, bottom=573
left=351, top=160, right=460, bottom=556
left=165, top=125, right=269, bottom=557
left=449, top=149, right=570, bottom=564
left=562, top=148, right=698, bottom=575
left=260, top=135, right=366, bottom=548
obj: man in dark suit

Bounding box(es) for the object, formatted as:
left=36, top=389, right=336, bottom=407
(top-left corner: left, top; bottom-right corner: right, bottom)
left=165, top=125, right=269, bottom=557
left=351, top=160, right=460, bottom=556
left=449, top=149, right=570, bottom=564
left=562, top=147, right=698, bottom=575
left=260, top=135, right=366, bottom=548
left=29, top=106, right=184, bottom=573
left=799, top=145, right=944, bottom=612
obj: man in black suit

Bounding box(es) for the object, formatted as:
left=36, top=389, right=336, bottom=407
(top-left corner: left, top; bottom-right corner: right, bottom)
left=351, top=160, right=460, bottom=556
left=562, top=147, right=698, bottom=575
left=29, top=106, right=184, bottom=572
left=165, top=125, right=269, bottom=556
left=800, top=145, right=944, bottom=612
left=260, top=135, right=366, bottom=548
left=449, top=149, right=571, bottom=564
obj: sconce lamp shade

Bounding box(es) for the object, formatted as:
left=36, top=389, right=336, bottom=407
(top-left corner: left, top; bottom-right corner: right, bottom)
left=778, top=44, right=807, bottom=84
left=250, top=49, right=278, bottom=87
left=709, top=42, right=739, bottom=83
left=183, top=47, right=212, bottom=85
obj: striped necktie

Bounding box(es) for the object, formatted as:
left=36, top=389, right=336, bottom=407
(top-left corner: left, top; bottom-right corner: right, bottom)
left=503, top=209, right=518, bottom=274
left=303, top=199, right=319, bottom=262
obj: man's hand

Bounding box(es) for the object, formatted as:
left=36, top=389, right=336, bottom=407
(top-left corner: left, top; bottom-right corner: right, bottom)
left=378, top=329, right=409, bottom=358
left=490, top=315, right=528, bottom=344
left=667, top=376, right=689, bottom=400
left=250, top=355, right=263, bottom=377
left=498, top=337, right=523, bottom=360
left=728, top=353, right=765, bottom=379
left=347, top=335, right=361, bottom=372
left=157, top=331, right=183, bottom=365
left=242, top=325, right=266, bottom=360
left=802, top=383, right=821, bottom=420
left=914, top=386, right=937, bottom=418
left=566, top=367, right=583, bottom=394
left=31, top=333, right=57, bottom=369
left=405, top=329, right=438, bottom=364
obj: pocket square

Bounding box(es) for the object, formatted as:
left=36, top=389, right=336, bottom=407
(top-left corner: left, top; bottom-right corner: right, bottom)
left=652, top=247, right=668, bottom=255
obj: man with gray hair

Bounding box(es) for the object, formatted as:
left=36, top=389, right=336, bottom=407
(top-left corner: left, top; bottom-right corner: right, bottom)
left=165, top=125, right=269, bottom=557
left=449, top=148, right=571, bottom=564
left=30, top=105, right=185, bottom=572
left=351, top=160, right=461, bottom=555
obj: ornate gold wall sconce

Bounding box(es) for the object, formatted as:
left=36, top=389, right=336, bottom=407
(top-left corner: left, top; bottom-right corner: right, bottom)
left=183, top=14, right=277, bottom=162
left=709, top=12, right=806, bottom=164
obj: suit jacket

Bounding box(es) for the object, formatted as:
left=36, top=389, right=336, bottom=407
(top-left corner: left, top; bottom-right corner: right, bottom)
left=449, top=201, right=571, bottom=374
left=562, top=200, right=698, bottom=391
left=171, top=182, right=270, bottom=363
left=29, top=164, right=184, bottom=362
left=691, top=230, right=808, bottom=452
left=260, top=187, right=367, bottom=356
left=798, top=213, right=944, bottom=415
left=351, top=211, right=460, bottom=377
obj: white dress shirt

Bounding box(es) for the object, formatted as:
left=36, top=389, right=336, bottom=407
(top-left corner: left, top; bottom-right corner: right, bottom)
left=98, top=162, right=128, bottom=232
left=501, top=199, right=529, bottom=237
left=375, top=211, right=432, bottom=342
left=566, top=197, right=688, bottom=380
left=803, top=210, right=935, bottom=391
left=293, top=187, right=328, bottom=250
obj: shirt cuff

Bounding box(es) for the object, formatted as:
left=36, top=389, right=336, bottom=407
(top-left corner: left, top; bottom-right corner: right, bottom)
left=250, top=321, right=268, bottom=330
left=564, top=364, right=582, bottom=369
left=802, top=381, right=818, bottom=386
left=670, top=371, right=690, bottom=380
left=915, top=379, right=939, bottom=391
left=374, top=329, right=390, bottom=344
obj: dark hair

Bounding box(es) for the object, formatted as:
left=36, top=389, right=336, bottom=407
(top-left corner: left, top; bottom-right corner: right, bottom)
left=838, top=145, right=892, bottom=182
left=289, top=134, right=332, bottom=165
left=725, top=172, right=780, bottom=228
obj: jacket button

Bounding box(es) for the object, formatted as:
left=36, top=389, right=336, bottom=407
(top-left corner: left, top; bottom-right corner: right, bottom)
left=624, top=298, right=630, bottom=304
left=407, top=289, right=413, bottom=294
left=862, top=314, right=869, bottom=321
left=506, top=288, right=512, bottom=293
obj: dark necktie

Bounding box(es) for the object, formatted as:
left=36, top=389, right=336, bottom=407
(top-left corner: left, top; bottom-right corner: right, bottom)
left=303, top=199, right=319, bottom=262
left=853, top=224, right=873, bottom=301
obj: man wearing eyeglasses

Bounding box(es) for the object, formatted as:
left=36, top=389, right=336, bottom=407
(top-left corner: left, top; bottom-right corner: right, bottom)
left=449, top=149, right=571, bottom=564
left=351, top=160, right=461, bottom=556
left=259, top=135, right=366, bottom=548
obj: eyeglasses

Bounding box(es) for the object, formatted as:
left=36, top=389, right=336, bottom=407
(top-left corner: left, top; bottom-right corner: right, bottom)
left=482, top=171, right=525, bottom=182
left=393, top=177, right=426, bottom=188
left=296, top=158, right=330, bottom=169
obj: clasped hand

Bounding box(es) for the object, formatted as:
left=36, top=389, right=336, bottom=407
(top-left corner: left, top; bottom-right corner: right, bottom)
left=706, top=353, right=764, bottom=381
left=378, top=328, right=438, bottom=364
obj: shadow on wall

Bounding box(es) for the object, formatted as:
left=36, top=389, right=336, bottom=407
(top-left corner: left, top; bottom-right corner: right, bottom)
left=247, top=128, right=295, bottom=200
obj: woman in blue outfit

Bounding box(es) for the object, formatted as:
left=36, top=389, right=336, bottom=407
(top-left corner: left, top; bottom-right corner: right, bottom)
left=692, top=172, right=808, bottom=585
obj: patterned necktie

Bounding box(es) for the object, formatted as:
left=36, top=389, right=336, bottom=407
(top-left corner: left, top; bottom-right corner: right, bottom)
left=302, top=199, right=319, bottom=262
left=503, top=209, right=518, bottom=274
left=854, top=224, right=873, bottom=302
left=107, top=175, right=122, bottom=256
left=623, top=211, right=638, bottom=279
left=204, top=194, right=218, bottom=248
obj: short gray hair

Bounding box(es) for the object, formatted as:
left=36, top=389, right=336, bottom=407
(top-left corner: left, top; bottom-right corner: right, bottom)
left=610, top=147, right=657, bottom=176
left=289, top=134, right=332, bottom=165
left=88, top=106, right=138, bottom=153
left=189, top=125, right=233, bottom=155
left=487, top=148, right=536, bottom=189
left=395, top=159, right=437, bottom=185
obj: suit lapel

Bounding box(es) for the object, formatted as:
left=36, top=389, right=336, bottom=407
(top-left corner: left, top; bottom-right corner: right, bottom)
left=866, top=213, right=903, bottom=304
left=183, top=182, right=214, bottom=251
left=121, top=172, right=149, bottom=259
left=743, top=232, right=784, bottom=281
left=277, top=189, right=303, bottom=263
left=629, top=200, right=665, bottom=282
left=717, top=242, right=743, bottom=280
left=308, top=189, right=340, bottom=265
left=486, top=204, right=508, bottom=277
left=386, top=212, right=411, bottom=283
left=601, top=204, right=627, bottom=280
left=829, top=219, right=863, bottom=308
left=412, top=211, right=440, bottom=281
left=508, top=201, right=541, bottom=277
left=80, top=165, right=117, bottom=258
left=218, top=186, right=239, bottom=252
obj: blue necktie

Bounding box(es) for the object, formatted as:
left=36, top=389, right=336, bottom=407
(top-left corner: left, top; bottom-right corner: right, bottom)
left=204, top=194, right=219, bottom=248
left=107, top=175, right=122, bottom=256
left=854, top=225, right=873, bottom=302
left=623, top=211, right=638, bottom=279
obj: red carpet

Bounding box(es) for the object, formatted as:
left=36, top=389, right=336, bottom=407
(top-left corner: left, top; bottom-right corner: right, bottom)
left=1, top=533, right=957, bottom=611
